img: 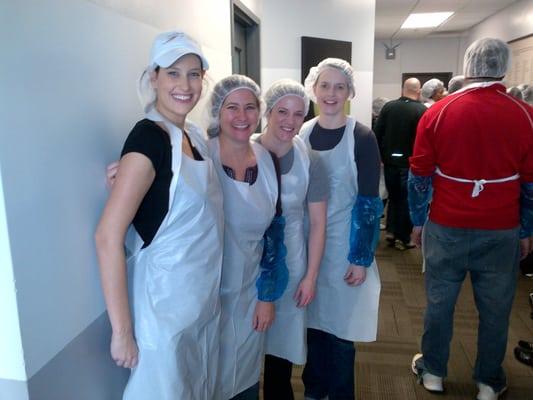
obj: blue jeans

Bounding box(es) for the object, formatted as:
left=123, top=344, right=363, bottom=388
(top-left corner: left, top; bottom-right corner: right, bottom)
left=419, top=221, right=520, bottom=392
left=303, top=328, right=355, bottom=400
left=384, top=165, right=411, bottom=243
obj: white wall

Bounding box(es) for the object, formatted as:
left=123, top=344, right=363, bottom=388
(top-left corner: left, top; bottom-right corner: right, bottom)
left=1, top=0, right=232, bottom=381
left=0, top=163, right=26, bottom=382
left=261, top=0, right=376, bottom=127
left=373, top=37, right=465, bottom=100
left=467, top=0, right=533, bottom=44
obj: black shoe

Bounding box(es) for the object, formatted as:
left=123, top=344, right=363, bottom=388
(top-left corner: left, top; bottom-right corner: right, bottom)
left=514, top=346, right=533, bottom=367
left=518, top=340, right=533, bottom=351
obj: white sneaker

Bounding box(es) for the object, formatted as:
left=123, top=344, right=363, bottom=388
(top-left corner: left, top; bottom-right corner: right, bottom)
left=411, top=353, right=444, bottom=393
left=476, top=383, right=508, bottom=400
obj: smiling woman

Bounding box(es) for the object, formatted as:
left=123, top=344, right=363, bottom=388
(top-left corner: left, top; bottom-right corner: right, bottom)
left=95, top=31, right=223, bottom=400
left=299, top=58, right=382, bottom=400
left=207, top=74, right=289, bottom=400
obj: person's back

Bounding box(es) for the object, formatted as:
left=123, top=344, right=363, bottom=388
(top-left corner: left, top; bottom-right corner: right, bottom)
left=376, top=96, right=426, bottom=167
left=412, top=83, right=533, bottom=229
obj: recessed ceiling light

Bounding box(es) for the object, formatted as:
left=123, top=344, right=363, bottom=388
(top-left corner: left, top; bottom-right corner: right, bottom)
left=401, top=12, right=454, bottom=29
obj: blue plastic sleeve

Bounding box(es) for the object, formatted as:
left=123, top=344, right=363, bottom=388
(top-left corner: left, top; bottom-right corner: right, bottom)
left=408, top=171, right=433, bottom=226
left=256, top=215, right=289, bottom=302
left=347, top=195, right=383, bottom=267
left=520, top=182, right=533, bottom=239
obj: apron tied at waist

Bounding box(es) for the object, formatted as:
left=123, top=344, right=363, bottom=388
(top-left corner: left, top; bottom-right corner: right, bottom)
left=435, top=167, right=520, bottom=198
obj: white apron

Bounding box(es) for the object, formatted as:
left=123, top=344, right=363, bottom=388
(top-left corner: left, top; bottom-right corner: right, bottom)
left=123, top=111, right=224, bottom=400
left=208, top=137, right=277, bottom=399
left=263, top=135, right=310, bottom=365
left=300, top=116, right=381, bottom=342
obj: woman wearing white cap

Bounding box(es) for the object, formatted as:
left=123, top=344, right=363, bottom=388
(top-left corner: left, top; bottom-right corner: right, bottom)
left=206, top=74, right=288, bottom=400
left=95, top=31, right=223, bottom=399
left=254, top=79, right=328, bottom=400
left=299, top=58, right=382, bottom=399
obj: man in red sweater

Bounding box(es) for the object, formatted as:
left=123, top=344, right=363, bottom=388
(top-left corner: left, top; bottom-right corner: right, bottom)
left=408, top=38, right=533, bottom=400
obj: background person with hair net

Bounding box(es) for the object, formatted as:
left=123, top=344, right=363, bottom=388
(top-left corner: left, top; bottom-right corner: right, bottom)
left=95, top=31, right=224, bottom=399
left=206, top=74, right=288, bottom=400
left=421, top=78, right=447, bottom=107
left=249, top=79, right=328, bottom=400
left=447, top=75, right=465, bottom=94
left=409, top=38, right=533, bottom=400
left=299, top=58, right=382, bottom=400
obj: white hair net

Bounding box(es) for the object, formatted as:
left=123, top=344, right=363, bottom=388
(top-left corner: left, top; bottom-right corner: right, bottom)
left=264, top=79, right=310, bottom=115
left=372, top=97, right=389, bottom=117
left=447, top=75, right=465, bottom=94
left=206, top=74, right=263, bottom=138
left=137, top=31, right=208, bottom=113
left=421, top=79, right=445, bottom=100
left=303, top=58, right=356, bottom=103
left=463, top=38, right=510, bottom=79
left=520, top=85, right=532, bottom=104
left=507, top=86, right=523, bottom=100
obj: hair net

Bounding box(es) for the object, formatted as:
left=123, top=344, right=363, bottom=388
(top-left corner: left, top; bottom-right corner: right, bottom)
left=303, top=58, right=356, bottom=103
left=521, top=85, right=532, bottom=104
left=421, top=79, right=445, bottom=100
left=507, top=86, right=523, bottom=100
left=137, top=31, right=208, bottom=113
left=463, top=38, right=510, bottom=79
left=206, top=74, right=263, bottom=138
left=447, top=75, right=465, bottom=94
left=264, top=79, right=310, bottom=115
left=372, top=97, right=389, bottom=117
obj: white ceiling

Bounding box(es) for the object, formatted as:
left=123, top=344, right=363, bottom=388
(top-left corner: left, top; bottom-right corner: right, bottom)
left=375, top=0, right=521, bottom=40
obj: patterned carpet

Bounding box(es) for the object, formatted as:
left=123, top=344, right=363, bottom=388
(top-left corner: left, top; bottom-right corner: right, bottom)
left=261, top=234, right=533, bottom=399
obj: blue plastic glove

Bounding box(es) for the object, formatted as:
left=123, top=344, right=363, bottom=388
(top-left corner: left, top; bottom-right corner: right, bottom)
left=347, top=195, right=383, bottom=267
left=256, top=215, right=289, bottom=302
left=408, top=171, right=433, bottom=227
left=520, top=182, right=533, bottom=239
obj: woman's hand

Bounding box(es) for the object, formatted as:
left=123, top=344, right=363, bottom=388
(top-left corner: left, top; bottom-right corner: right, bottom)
left=252, top=301, right=275, bottom=332
left=106, top=161, right=120, bottom=189
left=294, top=275, right=317, bottom=307
left=110, top=331, right=139, bottom=369
left=344, top=264, right=366, bottom=286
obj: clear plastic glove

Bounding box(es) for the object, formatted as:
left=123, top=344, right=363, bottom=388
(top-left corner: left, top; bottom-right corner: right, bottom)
left=110, top=331, right=139, bottom=369
left=252, top=301, right=275, bottom=332
left=344, top=264, right=366, bottom=287
left=294, top=275, right=317, bottom=307
left=106, top=161, right=120, bottom=189
left=411, top=226, right=423, bottom=248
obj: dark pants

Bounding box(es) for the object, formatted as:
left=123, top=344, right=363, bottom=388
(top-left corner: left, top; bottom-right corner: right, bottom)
left=419, top=221, right=519, bottom=392
left=302, top=328, right=355, bottom=400
left=384, top=165, right=411, bottom=243
left=263, top=354, right=294, bottom=400
left=230, top=382, right=259, bottom=400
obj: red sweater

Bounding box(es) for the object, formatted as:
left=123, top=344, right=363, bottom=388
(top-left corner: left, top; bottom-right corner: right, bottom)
left=410, top=82, right=533, bottom=229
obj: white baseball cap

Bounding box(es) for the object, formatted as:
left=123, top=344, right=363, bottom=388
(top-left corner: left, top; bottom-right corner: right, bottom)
left=149, top=31, right=209, bottom=70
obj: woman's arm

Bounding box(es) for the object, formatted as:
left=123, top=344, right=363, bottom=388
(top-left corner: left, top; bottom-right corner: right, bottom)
left=95, top=153, right=155, bottom=368
left=345, top=124, right=382, bottom=286
left=294, top=200, right=326, bottom=307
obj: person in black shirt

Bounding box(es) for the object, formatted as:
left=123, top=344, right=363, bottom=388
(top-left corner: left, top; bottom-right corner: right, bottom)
left=374, top=78, right=426, bottom=250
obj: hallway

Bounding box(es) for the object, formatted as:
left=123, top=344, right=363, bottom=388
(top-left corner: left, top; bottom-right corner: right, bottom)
left=281, top=236, right=533, bottom=399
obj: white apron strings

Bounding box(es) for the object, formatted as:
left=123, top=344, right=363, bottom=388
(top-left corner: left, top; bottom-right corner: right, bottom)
left=435, top=167, right=519, bottom=197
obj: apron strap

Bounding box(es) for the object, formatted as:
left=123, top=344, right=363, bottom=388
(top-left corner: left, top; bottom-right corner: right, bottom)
left=269, top=151, right=283, bottom=216
left=435, top=167, right=520, bottom=198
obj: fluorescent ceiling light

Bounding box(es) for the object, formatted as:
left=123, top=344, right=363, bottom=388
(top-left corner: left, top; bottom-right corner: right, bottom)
left=401, top=12, right=454, bottom=29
